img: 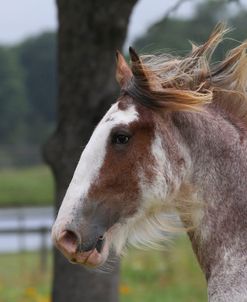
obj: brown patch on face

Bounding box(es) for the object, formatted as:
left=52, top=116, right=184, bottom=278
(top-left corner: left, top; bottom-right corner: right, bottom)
left=117, top=96, right=131, bottom=110
left=86, top=99, right=156, bottom=230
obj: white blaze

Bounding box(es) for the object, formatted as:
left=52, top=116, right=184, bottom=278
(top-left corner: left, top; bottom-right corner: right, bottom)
left=53, top=102, right=139, bottom=232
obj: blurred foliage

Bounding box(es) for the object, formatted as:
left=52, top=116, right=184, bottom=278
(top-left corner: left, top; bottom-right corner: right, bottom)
left=17, top=33, right=57, bottom=144
left=0, top=165, right=54, bottom=207
left=0, top=47, right=28, bottom=145
left=0, top=32, right=56, bottom=166
left=133, top=0, right=247, bottom=61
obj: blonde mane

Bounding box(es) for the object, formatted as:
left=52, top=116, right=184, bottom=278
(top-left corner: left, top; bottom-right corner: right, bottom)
left=126, top=24, right=247, bottom=123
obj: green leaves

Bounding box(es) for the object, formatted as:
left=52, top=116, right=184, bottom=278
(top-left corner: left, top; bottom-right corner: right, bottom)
left=0, top=32, right=57, bottom=164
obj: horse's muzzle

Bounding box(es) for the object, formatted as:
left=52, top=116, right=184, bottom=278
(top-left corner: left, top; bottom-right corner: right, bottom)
left=52, top=225, right=110, bottom=267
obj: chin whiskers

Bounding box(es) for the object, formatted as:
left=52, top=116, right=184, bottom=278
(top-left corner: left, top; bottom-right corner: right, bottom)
left=95, top=253, right=119, bottom=274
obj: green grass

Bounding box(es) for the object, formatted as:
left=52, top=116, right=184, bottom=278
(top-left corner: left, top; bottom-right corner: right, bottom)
left=0, top=251, right=52, bottom=302
left=0, top=237, right=207, bottom=302
left=0, top=165, right=54, bottom=207
left=120, top=236, right=207, bottom=302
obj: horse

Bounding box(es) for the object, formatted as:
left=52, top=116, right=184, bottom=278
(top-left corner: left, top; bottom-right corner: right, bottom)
left=52, top=24, right=247, bottom=301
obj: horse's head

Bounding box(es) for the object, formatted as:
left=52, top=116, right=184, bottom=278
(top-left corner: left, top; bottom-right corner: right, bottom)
left=52, top=49, right=193, bottom=268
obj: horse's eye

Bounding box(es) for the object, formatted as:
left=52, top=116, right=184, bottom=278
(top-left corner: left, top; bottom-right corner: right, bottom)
left=112, top=134, right=130, bottom=145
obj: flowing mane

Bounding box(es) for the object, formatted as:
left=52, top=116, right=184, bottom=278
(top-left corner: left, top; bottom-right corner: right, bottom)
left=126, top=24, right=247, bottom=123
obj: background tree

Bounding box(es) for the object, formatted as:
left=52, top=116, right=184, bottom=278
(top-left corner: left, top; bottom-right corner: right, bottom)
left=44, top=1, right=137, bottom=301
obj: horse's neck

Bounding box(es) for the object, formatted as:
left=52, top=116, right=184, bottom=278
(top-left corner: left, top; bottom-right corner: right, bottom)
left=173, top=108, right=247, bottom=301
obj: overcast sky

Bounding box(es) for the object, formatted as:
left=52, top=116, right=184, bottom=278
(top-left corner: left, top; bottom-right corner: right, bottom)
left=0, top=0, right=195, bottom=46
left=0, top=0, right=246, bottom=47
left=0, top=0, right=57, bottom=44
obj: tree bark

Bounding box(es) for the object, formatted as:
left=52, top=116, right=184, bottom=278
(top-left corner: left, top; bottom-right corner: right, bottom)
left=44, top=1, right=137, bottom=301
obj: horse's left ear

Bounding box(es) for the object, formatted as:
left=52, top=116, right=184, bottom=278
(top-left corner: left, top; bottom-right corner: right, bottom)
left=129, top=47, right=148, bottom=80
left=129, top=47, right=157, bottom=90
left=115, top=50, right=132, bottom=87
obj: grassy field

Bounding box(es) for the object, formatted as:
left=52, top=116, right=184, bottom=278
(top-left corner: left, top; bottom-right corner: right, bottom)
left=0, top=237, right=207, bottom=302
left=0, top=166, right=54, bottom=207
left=0, top=252, right=52, bottom=302
left=121, top=236, right=207, bottom=302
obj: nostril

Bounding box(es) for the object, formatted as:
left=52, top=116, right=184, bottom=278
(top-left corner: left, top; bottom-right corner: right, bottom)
left=57, top=229, right=79, bottom=255
left=64, top=230, right=78, bottom=245
left=95, top=236, right=105, bottom=253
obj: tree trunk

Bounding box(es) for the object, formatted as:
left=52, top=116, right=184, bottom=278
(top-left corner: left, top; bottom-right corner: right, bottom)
left=43, top=1, right=137, bottom=301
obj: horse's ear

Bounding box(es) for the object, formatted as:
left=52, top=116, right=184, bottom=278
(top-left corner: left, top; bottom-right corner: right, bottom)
left=129, top=47, right=146, bottom=79
left=129, top=47, right=156, bottom=89
left=115, top=50, right=132, bottom=87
